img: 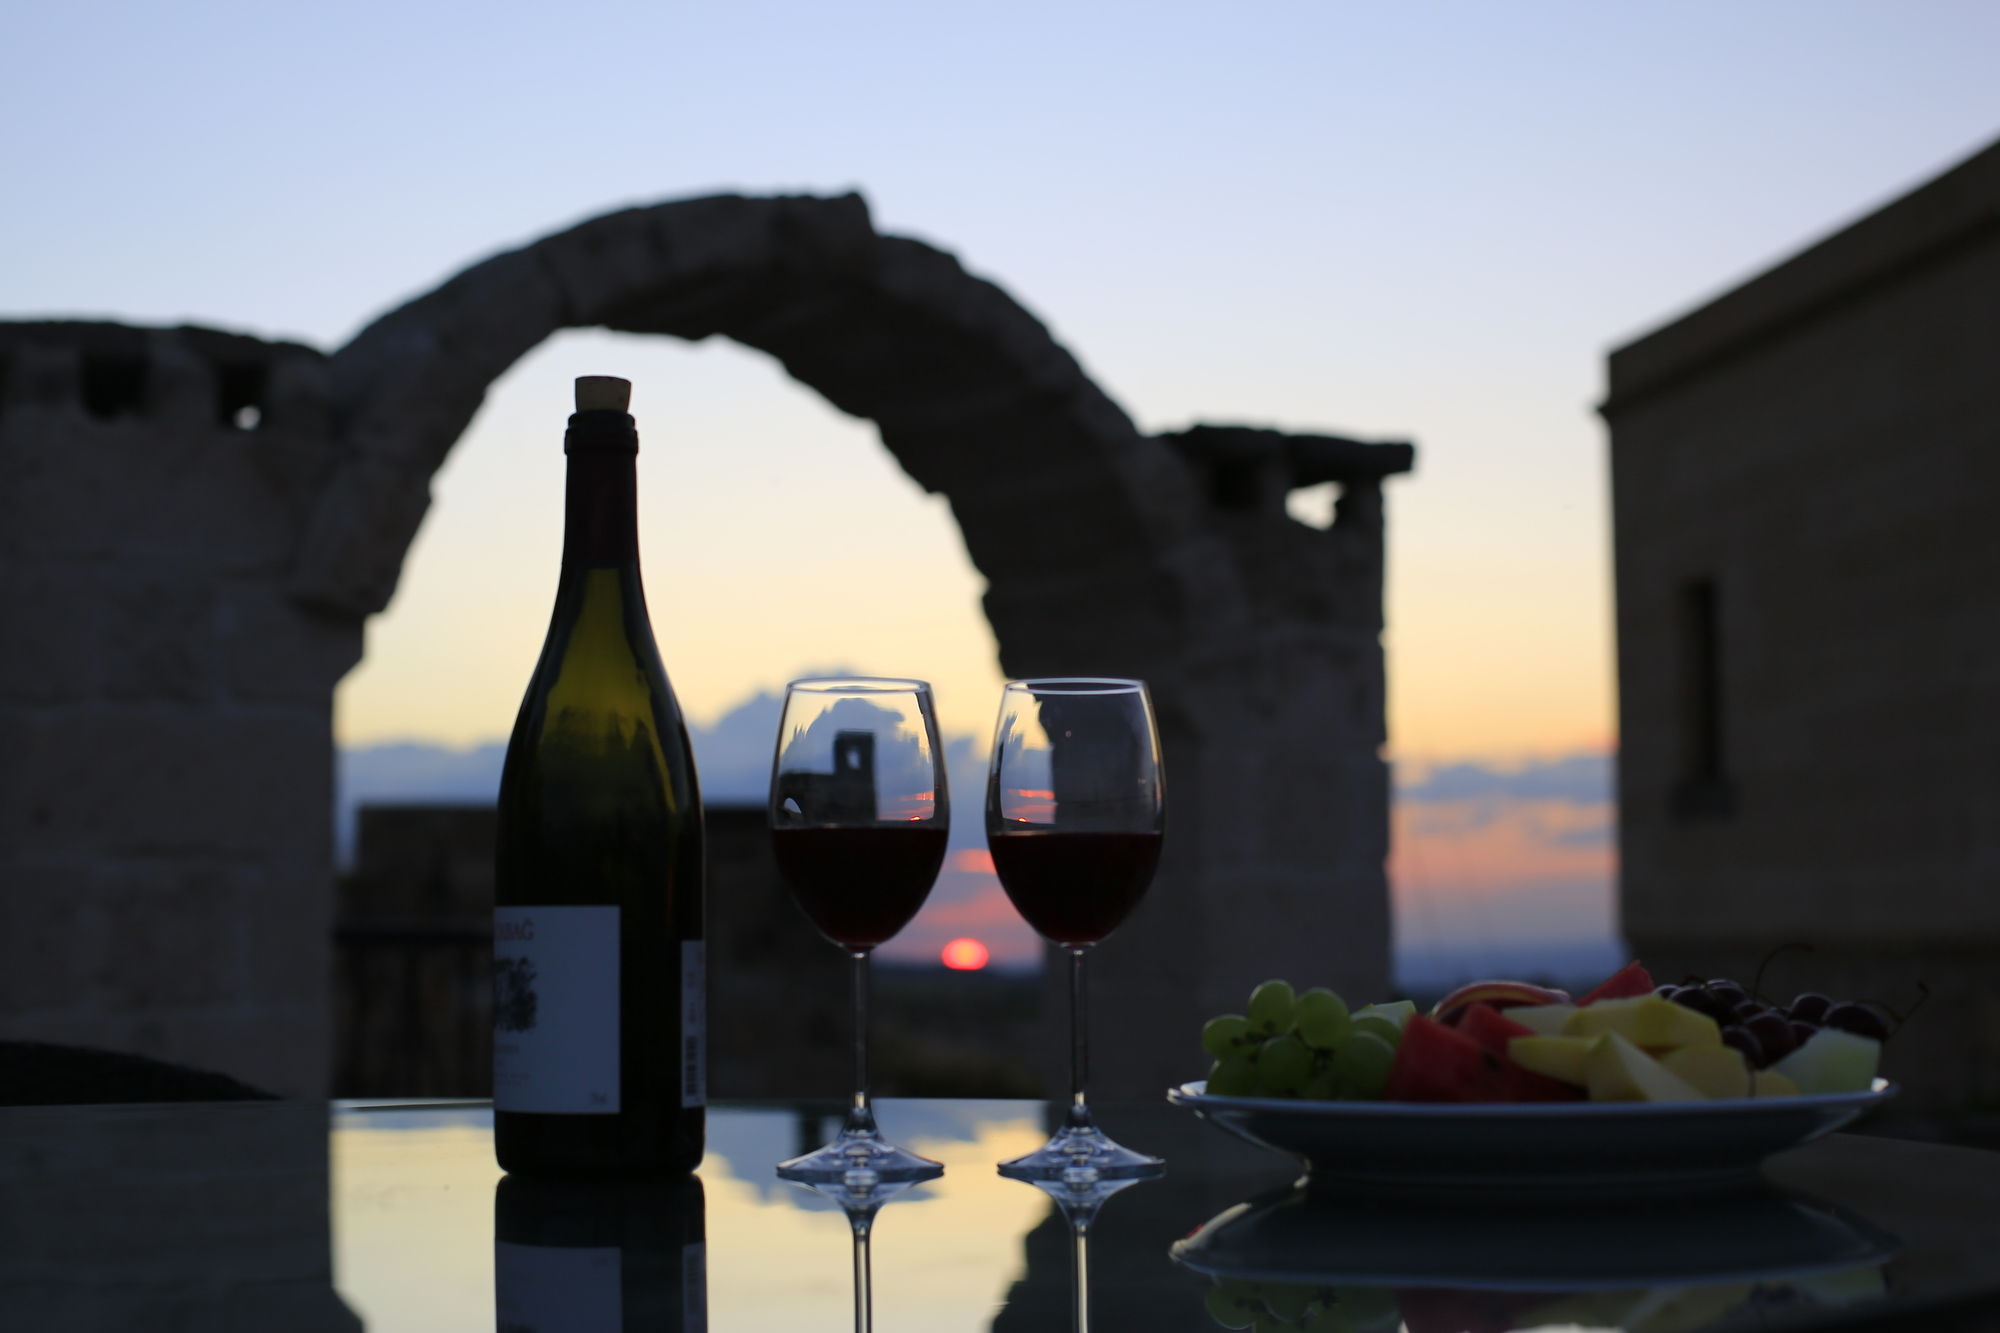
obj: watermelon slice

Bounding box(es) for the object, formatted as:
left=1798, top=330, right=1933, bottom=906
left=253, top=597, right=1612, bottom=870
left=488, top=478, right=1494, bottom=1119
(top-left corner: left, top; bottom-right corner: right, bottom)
left=1578, top=960, right=1655, bottom=1005
left=1383, top=1014, right=1506, bottom=1102
left=1456, top=1002, right=1536, bottom=1055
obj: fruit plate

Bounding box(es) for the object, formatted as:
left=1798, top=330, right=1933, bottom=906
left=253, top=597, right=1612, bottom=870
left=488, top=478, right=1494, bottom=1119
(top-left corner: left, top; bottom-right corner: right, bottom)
left=1166, top=1079, right=1896, bottom=1193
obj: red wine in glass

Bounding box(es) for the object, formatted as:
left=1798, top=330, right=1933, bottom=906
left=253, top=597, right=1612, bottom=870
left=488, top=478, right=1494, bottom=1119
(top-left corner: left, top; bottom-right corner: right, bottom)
left=768, top=677, right=949, bottom=1186
left=987, top=829, right=1161, bottom=947
left=987, top=677, right=1166, bottom=1182
left=773, top=825, right=949, bottom=949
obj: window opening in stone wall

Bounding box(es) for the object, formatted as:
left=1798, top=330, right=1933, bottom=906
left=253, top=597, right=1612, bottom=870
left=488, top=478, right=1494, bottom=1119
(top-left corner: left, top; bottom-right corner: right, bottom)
left=81, top=354, right=148, bottom=419
left=1672, top=575, right=1733, bottom=819
left=215, top=361, right=266, bottom=431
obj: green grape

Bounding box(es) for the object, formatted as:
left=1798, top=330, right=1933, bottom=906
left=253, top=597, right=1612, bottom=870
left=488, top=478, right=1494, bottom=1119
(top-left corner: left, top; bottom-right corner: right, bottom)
left=1207, top=1054, right=1259, bottom=1097
left=1301, top=1064, right=1342, bottom=1101
left=1330, top=1285, right=1400, bottom=1330
left=1202, top=1014, right=1254, bottom=1058
left=1248, top=979, right=1297, bottom=1034
left=1297, top=1302, right=1357, bottom=1332
left=1256, top=1034, right=1312, bottom=1095
left=1335, top=1031, right=1397, bottom=1099
left=1348, top=1014, right=1401, bottom=1047
left=1204, top=1283, right=1260, bottom=1329
left=1262, top=1283, right=1315, bottom=1321
left=1294, top=988, right=1351, bottom=1050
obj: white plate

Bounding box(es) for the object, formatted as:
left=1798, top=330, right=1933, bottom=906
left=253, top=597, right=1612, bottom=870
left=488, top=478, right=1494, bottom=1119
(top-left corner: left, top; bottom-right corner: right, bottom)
left=1166, top=1079, right=1896, bottom=1192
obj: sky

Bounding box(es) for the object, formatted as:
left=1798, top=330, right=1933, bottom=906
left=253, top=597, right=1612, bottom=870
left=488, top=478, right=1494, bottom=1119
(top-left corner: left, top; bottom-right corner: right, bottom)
left=8, top=1, right=1999, bottom=979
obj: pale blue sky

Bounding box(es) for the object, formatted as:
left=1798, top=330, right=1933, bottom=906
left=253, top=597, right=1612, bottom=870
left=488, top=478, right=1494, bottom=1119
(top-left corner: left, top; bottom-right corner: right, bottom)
left=6, top=1, right=1998, bottom=752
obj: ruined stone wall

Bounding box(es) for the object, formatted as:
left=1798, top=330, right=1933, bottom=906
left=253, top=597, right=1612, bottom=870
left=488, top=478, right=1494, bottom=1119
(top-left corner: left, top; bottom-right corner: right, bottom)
left=0, top=323, right=362, bottom=1097
left=1606, top=140, right=2000, bottom=1110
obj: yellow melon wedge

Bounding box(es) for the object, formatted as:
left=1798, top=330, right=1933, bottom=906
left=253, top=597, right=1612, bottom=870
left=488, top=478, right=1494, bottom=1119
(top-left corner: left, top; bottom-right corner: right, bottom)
left=1660, top=1044, right=1755, bottom=1099
left=1508, top=1035, right=1595, bottom=1087
left=1506, top=1003, right=1578, bottom=1036
left=1752, top=1069, right=1800, bottom=1098
left=1585, top=1032, right=1707, bottom=1102
left=1562, top=995, right=1721, bottom=1051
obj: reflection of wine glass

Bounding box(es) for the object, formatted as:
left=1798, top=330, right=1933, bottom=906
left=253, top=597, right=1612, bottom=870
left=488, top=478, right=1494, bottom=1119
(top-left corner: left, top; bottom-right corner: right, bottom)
left=783, top=1171, right=928, bottom=1333
left=988, top=677, right=1166, bottom=1180
left=770, top=677, right=950, bottom=1184
left=1005, top=1171, right=1154, bottom=1333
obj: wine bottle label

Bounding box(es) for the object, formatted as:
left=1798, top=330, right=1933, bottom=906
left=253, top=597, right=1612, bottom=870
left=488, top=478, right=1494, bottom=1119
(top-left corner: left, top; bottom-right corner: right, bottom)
left=682, top=940, right=706, bottom=1109
left=495, top=1241, right=621, bottom=1331
left=493, top=905, right=621, bottom=1114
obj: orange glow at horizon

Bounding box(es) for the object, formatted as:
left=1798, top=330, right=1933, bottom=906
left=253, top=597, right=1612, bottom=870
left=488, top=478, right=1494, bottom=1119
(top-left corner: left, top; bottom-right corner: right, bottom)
left=941, top=937, right=990, bottom=970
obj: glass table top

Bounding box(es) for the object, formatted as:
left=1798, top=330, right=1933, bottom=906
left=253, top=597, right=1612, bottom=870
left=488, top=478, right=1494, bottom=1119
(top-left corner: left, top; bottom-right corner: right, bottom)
left=6, top=1095, right=2000, bottom=1331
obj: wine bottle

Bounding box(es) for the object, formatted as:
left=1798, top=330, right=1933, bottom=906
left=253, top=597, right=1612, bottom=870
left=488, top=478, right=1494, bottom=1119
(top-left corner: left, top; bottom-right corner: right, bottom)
left=494, top=1173, right=707, bottom=1332
left=493, top=374, right=705, bottom=1175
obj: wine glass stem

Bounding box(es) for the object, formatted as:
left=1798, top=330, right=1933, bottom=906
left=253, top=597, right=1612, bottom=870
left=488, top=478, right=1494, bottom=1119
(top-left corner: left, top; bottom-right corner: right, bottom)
left=851, top=1212, right=874, bottom=1333
left=849, top=948, right=878, bottom=1135
left=1067, top=946, right=1092, bottom=1131
left=1070, top=1215, right=1090, bottom=1333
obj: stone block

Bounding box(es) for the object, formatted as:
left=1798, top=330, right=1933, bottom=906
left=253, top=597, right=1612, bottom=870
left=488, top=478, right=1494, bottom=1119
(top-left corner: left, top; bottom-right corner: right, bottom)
left=287, top=454, right=434, bottom=616
left=0, top=706, right=332, bottom=863
left=99, top=576, right=218, bottom=703
left=0, top=860, right=104, bottom=1022
left=216, top=581, right=363, bottom=704
left=92, top=860, right=252, bottom=1010
left=0, top=415, right=319, bottom=575
left=0, top=562, right=107, bottom=703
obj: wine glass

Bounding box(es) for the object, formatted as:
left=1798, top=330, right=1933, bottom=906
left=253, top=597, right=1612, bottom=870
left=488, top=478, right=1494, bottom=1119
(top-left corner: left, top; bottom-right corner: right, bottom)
left=769, top=677, right=950, bottom=1184
left=987, top=677, right=1166, bottom=1179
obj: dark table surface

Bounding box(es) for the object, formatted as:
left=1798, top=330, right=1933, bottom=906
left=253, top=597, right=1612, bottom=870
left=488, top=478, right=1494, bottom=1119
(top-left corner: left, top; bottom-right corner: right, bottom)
left=4, top=1096, right=2000, bottom=1331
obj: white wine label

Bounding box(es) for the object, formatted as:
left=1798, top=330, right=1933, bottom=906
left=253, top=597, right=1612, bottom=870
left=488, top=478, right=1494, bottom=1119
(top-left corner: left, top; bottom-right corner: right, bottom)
left=684, top=1241, right=708, bottom=1331
left=493, top=905, right=620, bottom=1114
left=495, top=1241, right=621, bottom=1331
left=682, top=940, right=706, bottom=1109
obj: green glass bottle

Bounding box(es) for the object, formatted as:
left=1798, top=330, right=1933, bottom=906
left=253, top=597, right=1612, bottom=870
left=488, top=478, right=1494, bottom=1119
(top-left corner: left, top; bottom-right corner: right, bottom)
left=493, top=375, right=705, bottom=1175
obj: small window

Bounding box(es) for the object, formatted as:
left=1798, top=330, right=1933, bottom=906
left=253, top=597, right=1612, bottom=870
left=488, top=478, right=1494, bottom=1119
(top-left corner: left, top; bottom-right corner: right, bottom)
left=1672, top=576, right=1734, bottom=819
left=81, top=354, right=148, bottom=419
left=216, top=361, right=267, bottom=431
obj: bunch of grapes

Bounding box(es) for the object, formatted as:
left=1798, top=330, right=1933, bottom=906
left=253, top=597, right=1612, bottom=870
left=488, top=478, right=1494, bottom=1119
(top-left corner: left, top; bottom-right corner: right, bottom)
left=1201, top=981, right=1399, bottom=1100
left=1203, top=1277, right=1399, bottom=1331
left=1658, top=980, right=1891, bottom=1069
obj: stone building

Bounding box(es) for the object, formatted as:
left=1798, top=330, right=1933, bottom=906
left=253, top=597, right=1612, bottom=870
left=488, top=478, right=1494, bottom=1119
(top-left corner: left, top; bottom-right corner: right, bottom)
left=0, top=194, right=1411, bottom=1098
left=1605, top=138, right=2000, bottom=1110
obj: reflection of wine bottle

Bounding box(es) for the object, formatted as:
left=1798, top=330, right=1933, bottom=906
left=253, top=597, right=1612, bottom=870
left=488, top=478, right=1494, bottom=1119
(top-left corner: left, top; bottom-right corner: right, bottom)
left=494, top=1174, right=707, bottom=1332
left=494, top=376, right=705, bottom=1175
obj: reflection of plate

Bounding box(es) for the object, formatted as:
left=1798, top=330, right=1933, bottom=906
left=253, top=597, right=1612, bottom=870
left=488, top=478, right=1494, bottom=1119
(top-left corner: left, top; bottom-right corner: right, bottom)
left=1171, top=1179, right=1899, bottom=1290
left=1167, top=1080, right=1895, bottom=1192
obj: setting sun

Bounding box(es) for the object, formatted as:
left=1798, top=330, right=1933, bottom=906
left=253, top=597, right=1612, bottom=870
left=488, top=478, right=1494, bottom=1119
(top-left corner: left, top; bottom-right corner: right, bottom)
left=940, top=937, right=990, bottom=970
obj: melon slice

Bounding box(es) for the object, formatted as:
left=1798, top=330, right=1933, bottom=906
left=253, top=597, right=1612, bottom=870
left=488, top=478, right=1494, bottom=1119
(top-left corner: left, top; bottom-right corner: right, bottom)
left=1507, top=1035, right=1594, bottom=1087
left=1752, top=1069, right=1799, bottom=1098
left=1563, top=995, right=1721, bottom=1051
left=1507, top=1002, right=1578, bottom=1036
left=1660, top=1044, right=1754, bottom=1099
left=1772, top=1028, right=1881, bottom=1094
left=1585, top=1032, right=1706, bottom=1102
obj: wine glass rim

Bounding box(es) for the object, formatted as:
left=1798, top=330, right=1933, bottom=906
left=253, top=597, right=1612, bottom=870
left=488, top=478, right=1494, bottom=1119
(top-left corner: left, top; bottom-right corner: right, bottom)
left=785, top=675, right=934, bottom=694
left=1002, top=676, right=1147, bottom=695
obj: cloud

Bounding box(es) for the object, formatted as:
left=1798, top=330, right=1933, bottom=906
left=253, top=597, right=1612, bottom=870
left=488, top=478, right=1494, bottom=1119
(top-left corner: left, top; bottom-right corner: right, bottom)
left=1397, top=753, right=1614, bottom=806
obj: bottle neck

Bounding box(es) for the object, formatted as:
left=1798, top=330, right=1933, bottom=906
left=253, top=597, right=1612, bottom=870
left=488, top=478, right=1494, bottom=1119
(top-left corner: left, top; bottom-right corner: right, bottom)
left=561, top=435, right=640, bottom=571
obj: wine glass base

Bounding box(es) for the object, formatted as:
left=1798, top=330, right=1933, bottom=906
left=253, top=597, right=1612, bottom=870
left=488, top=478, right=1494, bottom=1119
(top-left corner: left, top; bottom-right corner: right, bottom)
left=777, top=1131, right=944, bottom=1187
left=998, top=1124, right=1164, bottom=1183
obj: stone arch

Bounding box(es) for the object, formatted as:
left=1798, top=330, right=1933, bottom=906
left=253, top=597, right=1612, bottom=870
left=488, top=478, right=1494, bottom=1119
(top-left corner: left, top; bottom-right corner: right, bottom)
left=297, top=193, right=1208, bottom=654
left=295, top=191, right=1413, bottom=1094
